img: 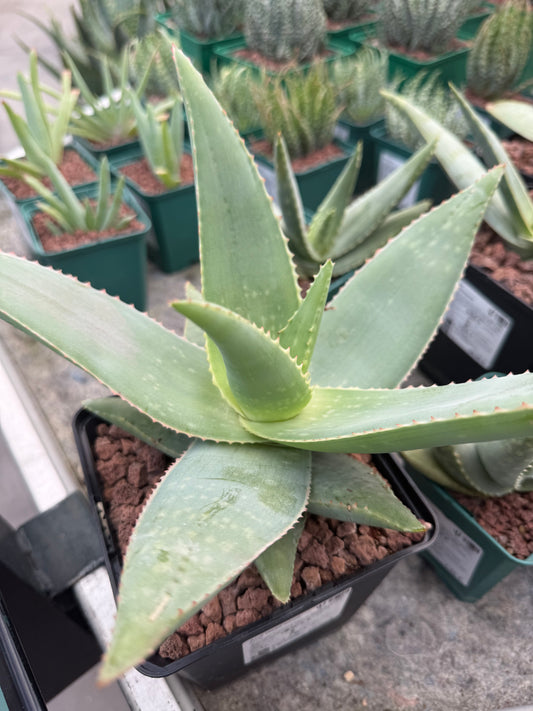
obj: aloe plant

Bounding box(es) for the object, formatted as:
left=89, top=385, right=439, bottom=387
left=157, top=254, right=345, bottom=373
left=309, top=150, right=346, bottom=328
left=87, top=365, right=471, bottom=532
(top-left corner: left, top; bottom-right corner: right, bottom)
left=275, top=133, right=433, bottom=276
left=210, top=64, right=261, bottom=134
left=382, top=84, right=533, bottom=255
left=466, top=0, right=533, bottom=101
left=2, top=52, right=533, bottom=684
left=0, top=50, right=78, bottom=180
left=128, top=92, right=184, bottom=189
left=486, top=99, right=533, bottom=142
left=23, top=156, right=133, bottom=234
left=252, top=63, right=342, bottom=158
left=129, top=29, right=181, bottom=98
left=244, top=0, right=327, bottom=63
left=331, top=47, right=388, bottom=125
left=169, top=0, right=243, bottom=38
left=323, top=0, right=375, bottom=23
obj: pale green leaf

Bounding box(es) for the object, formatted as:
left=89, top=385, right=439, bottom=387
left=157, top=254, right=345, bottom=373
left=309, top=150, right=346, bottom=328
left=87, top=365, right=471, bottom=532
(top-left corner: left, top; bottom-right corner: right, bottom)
left=486, top=99, right=533, bottom=141
left=255, top=517, right=306, bottom=603
left=100, top=441, right=311, bottom=684
left=274, top=134, right=307, bottom=254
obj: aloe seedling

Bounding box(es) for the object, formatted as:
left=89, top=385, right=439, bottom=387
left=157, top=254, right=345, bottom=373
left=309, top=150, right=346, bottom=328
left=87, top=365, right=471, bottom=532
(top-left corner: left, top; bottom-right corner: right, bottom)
left=331, top=48, right=388, bottom=125
left=0, top=50, right=78, bottom=180
left=2, top=52, right=533, bottom=683
left=24, top=156, right=134, bottom=234
left=486, top=99, right=533, bottom=142
left=128, top=91, right=184, bottom=189
left=275, top=133, right=433, bottom=276
left=382, top=84, right=533, bottom=255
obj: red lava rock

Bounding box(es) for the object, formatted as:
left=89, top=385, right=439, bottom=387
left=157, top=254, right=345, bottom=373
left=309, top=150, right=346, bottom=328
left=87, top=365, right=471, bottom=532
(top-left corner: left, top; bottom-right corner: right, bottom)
left=187, top=633, right=206, bottom=652
left=111, top=479, right=144, bottom=506
left=236, top=567, right=263, bottom=592
left=325, top=535, right=345, bottom=555
left=331, top=556, right=347, bottom=576
left=218, top=585, right=238, bottom=616
left=237, top=587, right=271, bottom=611
left=320, top=568, right=334, bottom=584
left=297, top=528, right=313, bottom=551
left=179, top=614, right=204, bottom=637
left=290, top=581, right=303, bottom=598
left=301, top=565, right=322, bottom=591
left=93, top=436, right=121, bottom=461
left=127, top=461, right=148, bottom=488
left=159, top=633, right=190, bottom=659
left=336, top=521, right=357, bottom=538
left=300, top=540, right=329, bottom=569
left=205, top=622, right=226, bottom=645
left=202, top=596, right=222, bottom=623
left=223, top=614, right=237, bottom=634
left=235, top=608, right=261, bottom=628
left=96, top=457, right=127, bottom=486
left=353, top=536, right=379, bottom=566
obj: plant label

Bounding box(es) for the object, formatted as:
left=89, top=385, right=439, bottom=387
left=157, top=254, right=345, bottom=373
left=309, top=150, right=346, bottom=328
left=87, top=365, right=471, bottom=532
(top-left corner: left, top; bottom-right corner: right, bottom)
left=427, top=507, right=484, bottom=586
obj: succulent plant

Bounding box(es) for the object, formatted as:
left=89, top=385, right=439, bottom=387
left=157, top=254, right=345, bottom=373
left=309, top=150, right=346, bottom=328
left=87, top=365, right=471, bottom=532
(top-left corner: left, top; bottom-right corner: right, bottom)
left=0, top=50, right=78, bottom=180
left=382, top=84, right=533, bottom=256
left=128, top=91, right=184, bottom=189
left=486, top=99, right=533, bottom=141
left=275, top=133, right=433, bottom=276
left=252, top=63, right=342, bottom=158
left=129, top=29, right=181, bottom=98
left=23, top=156, right=133, bottom=233
left=169, top=0, right=243, bottom=38
left=466, top=0, right=533, bottom=101
left=210, top=63, right=261, bottom=134
left=331, top=47, right=388, bottom=125
left=385, top=72, right=468, bottom=151
left=378, top=0, right=477, bottom=55
left=2, top=51, right=533, bottom=684
left=244, top=0, right=327, bottom=64
left=323, top=0, right=374, bottom=23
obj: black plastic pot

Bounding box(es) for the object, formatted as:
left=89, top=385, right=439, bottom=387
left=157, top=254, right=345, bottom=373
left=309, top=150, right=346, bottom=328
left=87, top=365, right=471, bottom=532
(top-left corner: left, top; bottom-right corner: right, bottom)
left=73, top=407, right=437, bottom=690
left=419, top=265, right=533, bottom=384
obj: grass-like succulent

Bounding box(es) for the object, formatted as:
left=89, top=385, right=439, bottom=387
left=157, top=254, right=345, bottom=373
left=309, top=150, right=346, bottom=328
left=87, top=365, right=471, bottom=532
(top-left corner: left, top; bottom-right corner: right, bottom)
left=385, top=72, right=469, bottom=150
left=2, top=51, right=533, bottom=684
left=244, top=0, right=327, bottom=63
left=129, top=91, right=184, bottom=189
left=323, top=0, right=375, bottom=23
left=210, top=63, right=261, bottom=134
left=0, top=50, right=78, bottom=180
left=331, top=47, right=388, bottom=125
left=252, top=63, right=342, bottom=158
left=24, top=156, right=133, bottom=234
left=382, top=84, right=533, bottom=256
left=466, top=0, right=533, bottom=101
left=275, top=133, right=433, bottom=276
left=378, top=0, right=478, bottom=55
left=169, top=0, right=243, bottom=38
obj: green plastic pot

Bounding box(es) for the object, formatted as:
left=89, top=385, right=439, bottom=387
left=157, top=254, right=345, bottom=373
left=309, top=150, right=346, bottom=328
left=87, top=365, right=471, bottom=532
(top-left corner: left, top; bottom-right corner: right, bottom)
left=156, top=12, right=242, bottom=75
left=458, top=2, right=494, bottom=39
left=251, top=137, right=354, bottom=212
left=110, top=146, right=198, bottom=274
left=73, top=136, right=140, bottom=162
left=334, top=117, right=384, bottom=194
left=20, top=184, right=150, bottom=311
left=326, top=17, right=377, bottom=42
left=349, top=29, right=471, bottom=86
left=213, top=38, right=354, bottom=78
left=407, top=469, right=533, bottom=602
left=370, top=123, right=454, bottom=206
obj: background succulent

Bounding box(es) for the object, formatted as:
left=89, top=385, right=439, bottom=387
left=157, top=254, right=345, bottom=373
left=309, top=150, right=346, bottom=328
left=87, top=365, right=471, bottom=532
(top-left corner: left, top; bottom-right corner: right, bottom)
left=323, top=0, right=375, bottom=23
left=129, top=29, right=181, bottom=98
left=331, top=47, right=388, bottom=125
left=169, top=0, right=244, bottom=38
left=244, top=0, right=327, bottom=64
left=210, top=64, right=261, bottom=134
left=466, top=0, right=533, bottom=101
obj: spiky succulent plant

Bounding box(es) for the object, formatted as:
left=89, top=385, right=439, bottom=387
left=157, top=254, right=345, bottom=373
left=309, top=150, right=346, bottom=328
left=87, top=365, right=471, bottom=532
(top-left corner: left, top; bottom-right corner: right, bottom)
left=275, top=133, right=432, bottom=276
left=466, top=0, right=533, bottom=101
left=379, top=0, right=477, bottom=55
left=244, top=0, right=327, bottom=63
left=331, top=47, right=388, bottom=125
left=170, top=0, right=243, bottom=38
left=210, top=63, right=261, bottom=133
left=382, top=84, right=533, bottom=256
left=323, top=0, right=374, bottom=23
left=129, top=29, right=181, bottom=98
left=252, top=63, right=341, bottom=158
left=2, top=51, right=533, bottom=684
left=385, top=72, right=468, bottom=150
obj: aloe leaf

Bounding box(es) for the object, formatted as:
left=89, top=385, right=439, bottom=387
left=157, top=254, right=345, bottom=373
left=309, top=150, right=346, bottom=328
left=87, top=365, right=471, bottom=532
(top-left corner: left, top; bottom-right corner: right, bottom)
left=99, top=441, right=311, bottom=684
left=94, top=157, right=110, bottom=227
left=274, top=134, right=307, bottom=254
left=172, top=300, right=311, bottom=422
left=3, top=103, right=47, bottom=169
left=0, top=253, right=258, bottom=444
left=486, top=100, right=533, bottom=141
left=431, top=443, right=516, bottom=497
left=309, top=168, right=503, bottom=389
left=382, top=89, right=533, bottom=251
left=242, top=371, right=533, bottom=452
left=84, top=397, right=192, bottom=458
left=477, top=436, right=533, bottom=493
left=450, top=85, right=533, bottom=236
left=33, top=203, right=73, bottom=233
left=183, top=282, right=206, bottom=348
left=174, top=50, right=301, bottom=334
left=402, top=449, right=477, bottom=495
left=0, top=157, right=43, bottom=179
left=330, top=200, right=431, bottom=276
left=331, top=139, right=435, bottom=259
left=308, top=453, right=424, bottom=531
left=278, top=260, right=332, bottom=372
left=307, top=143, right=362, bottom=260
left=255, top=517, right=305, bottom=603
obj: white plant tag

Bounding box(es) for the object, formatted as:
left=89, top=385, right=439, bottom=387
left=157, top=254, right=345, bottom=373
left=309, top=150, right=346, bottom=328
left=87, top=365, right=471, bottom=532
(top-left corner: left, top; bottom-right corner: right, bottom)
left=377, top=149, right=420, bottom=208
left=257, top=161, right=279, bottom=206
left=242, top=587, right=352, bottom=665
left=440, top=280, right=513, bottom=369
left=428, top=507, right=484, bottom=586
left=334, top=123, right=351, bottom=142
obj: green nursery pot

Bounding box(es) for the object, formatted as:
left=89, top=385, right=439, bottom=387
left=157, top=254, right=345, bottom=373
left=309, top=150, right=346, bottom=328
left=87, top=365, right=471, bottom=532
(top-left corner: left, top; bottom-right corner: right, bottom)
left=73, top=136, right=141, bottom=162
left=458, top=2, right=494, bottom=39
left=407, top=470, right=533, bottom=603
left=20, top=184, right=150, bottom=311
left=326, top=17, right=377, bottom=42
left=370, top=123, right=454, bottom=206
left=110, top=146, right=199, bottom=274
